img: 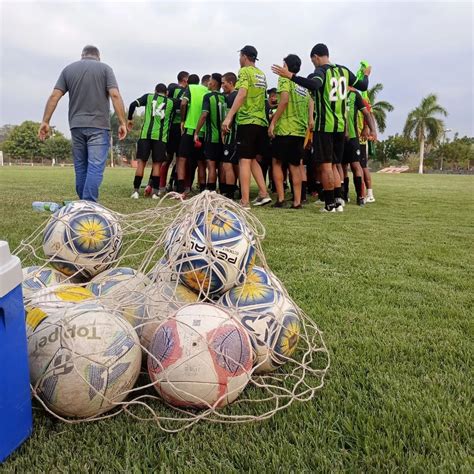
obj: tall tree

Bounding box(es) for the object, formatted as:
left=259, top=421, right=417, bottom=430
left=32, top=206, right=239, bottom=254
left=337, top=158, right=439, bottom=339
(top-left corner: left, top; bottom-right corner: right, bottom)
left=2, top=121, right=44, bottom=164
left=367, top=83, right=394, bottom=134
left=403, top=94, right=447, bottom=174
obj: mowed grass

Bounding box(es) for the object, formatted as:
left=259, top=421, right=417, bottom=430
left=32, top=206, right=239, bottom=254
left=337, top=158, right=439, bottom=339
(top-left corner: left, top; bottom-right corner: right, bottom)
left=0, top=167, right=472, bottom=472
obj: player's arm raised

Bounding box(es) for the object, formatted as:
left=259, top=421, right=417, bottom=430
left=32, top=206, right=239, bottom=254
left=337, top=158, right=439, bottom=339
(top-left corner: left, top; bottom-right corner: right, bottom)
left=272, top=65, right=324, bottom=92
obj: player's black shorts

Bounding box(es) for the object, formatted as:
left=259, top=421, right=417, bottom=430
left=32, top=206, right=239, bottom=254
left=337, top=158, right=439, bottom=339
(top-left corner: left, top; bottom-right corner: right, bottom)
left=359, top=142, right=368, bottom=168
left=272, top=136, right=305, bottom=166
left=204, top=142, right=222, bottom=162
left=166, top=123, right=181, bottom=157
left=136, top=139, right=167, bottom=163
left=222, top=143, right=238, bottom=164
left=313, top=131, right=345, bottom=164
left=236, top=124, right=267, bottom=160
left=178, top=130, right=204, bottom=161
left=342, top=138, right=361, bottom=165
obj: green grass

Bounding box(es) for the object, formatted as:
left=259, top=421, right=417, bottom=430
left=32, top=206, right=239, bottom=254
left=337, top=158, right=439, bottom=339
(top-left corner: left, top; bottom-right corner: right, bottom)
left=0, top=167, right=472, bottom=472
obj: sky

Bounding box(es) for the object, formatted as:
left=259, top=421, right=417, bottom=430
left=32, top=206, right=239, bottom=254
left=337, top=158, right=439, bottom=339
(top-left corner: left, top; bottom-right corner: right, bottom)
left=1, top=0, right=473, bottom=139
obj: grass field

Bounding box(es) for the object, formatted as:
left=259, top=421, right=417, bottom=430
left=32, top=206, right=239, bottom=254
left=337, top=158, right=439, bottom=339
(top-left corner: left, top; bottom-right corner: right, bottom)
left=0, top=167, right=472, bottom=472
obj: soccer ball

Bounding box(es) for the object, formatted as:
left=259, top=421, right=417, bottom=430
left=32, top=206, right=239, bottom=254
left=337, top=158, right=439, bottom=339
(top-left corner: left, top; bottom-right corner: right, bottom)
left=219, top=282, right=300, bottom=374
left=22, top=265, right=67, bottom=300
left=245, top=265, right=272, bottom=286
left=146, top=257, right=178, bottom=284
left=43, top=201, right=122, bottom=279
left=27, top=284, right=94, bottom=312
left=165, top=209, right=256, bottom=296
left=148, top=303, right=253, bottom=408
left=87, top=267, right=150, bottom=332
left=27, top=302, right=141, bottom=418
left=140, top=281, right=200, bottom=351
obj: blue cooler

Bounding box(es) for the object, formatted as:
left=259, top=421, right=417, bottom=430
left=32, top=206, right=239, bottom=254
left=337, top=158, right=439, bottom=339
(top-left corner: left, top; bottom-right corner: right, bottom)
left=0, top=241, right=32, bottom=463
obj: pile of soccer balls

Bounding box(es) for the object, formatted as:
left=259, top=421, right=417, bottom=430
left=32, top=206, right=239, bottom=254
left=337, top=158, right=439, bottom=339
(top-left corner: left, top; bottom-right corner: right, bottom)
left=23, top=199, right=301, bottom=419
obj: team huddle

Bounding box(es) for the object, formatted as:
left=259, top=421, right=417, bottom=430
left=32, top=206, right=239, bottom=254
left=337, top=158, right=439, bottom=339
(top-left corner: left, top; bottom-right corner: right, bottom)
left=128, top=43, right=378, bottom=212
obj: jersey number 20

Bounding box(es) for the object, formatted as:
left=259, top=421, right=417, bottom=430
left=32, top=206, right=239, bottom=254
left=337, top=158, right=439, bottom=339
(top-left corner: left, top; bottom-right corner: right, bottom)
left=329, top=77, right=347, bottom=102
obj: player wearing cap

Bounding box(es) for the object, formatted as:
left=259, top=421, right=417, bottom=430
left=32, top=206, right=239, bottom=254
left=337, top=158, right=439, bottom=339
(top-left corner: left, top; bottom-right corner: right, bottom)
left=127, top=83, right=175, bottom=199
left=194, top=73, right=226, bottom=191
left=342, top=87, right=377, bottom=205
left=268, top=54, right=310, bottom=209
left=222, top=45, right=271, bottom=210
left=175, top=74, right=208, bottom=196
left=272, top=43, right=370, bottom=213
left=221, top=72, right=239, bottom=199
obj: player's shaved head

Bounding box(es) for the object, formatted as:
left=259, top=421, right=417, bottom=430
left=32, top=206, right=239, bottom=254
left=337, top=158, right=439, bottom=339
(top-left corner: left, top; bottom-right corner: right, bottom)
left=187, top=74, right=200, bottom=85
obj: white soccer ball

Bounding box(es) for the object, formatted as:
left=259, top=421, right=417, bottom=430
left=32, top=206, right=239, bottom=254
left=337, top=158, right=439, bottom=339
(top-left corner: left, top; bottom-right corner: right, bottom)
left=27, top=302, right=141, bottom=418
left=148, top=303, right=253, bottom=408
left=22, top=265, right=67, bottom=300
left=219, top=282, right=300, bottom=374
left=146, top=257, right=178, bottom=284
left=245, top=265, right=272, bottom=286
left=165, top=209, right=256, bottom=296
left=27, top=284, right=94, bottom=312
left=43, top=201, right=122, bottom=279
left=87, top=267, right=150, bottom=332
left=140, top=281, right=200, bottom=351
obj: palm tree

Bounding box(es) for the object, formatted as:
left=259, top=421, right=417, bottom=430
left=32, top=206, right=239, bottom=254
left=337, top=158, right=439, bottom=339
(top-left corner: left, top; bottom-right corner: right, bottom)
left=367, top=83, right=394, bottom=134
left=403, top=94, right=447, bottom=174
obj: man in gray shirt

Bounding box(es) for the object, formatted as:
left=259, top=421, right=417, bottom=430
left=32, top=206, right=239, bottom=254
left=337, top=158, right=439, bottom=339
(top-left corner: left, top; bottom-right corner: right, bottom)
left=38, top=45, right=127, bottom=202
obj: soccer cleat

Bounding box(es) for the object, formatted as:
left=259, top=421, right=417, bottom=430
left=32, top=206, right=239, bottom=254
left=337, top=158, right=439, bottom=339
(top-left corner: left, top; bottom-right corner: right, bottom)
left=144, top=185, right=152, bottom=197
left=152, top=194, right=159, bottom=200
left=290, top=204, right=303, bottom=209
left=252, top=195, right=272, bottom=207
left=357, top=197, right=365, bottom=206
left=157, top=187, right=166, bottom=196
left=130, top=191, right=139, bottom=199
left=272, top=200, right=285, bottom=208
left=320, top=206, right=336, bottom=213
left=366, top=195, right=375, bottom=203
left=239, top=200, right=251, bottom=210
left=335, top=197, right=345, bottom=207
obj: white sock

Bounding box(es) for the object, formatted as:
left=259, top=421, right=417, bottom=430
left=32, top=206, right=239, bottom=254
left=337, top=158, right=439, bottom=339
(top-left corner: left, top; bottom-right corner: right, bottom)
left=367, top=188, right=374, bottom=197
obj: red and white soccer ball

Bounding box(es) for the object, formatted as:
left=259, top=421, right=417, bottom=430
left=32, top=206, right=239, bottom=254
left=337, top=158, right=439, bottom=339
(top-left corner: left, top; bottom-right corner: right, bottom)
left=147, top=303, right=253, bottom=408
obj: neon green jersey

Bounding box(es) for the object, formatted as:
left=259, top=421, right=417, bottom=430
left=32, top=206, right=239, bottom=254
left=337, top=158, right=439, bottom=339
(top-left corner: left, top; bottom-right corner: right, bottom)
left=274, top=77, right=309, bottom=137
left=183, top=84, right=208, bottom=134
left=346, top=90, right=366, bottom=140
left=236, top=66, right=268, bottom=127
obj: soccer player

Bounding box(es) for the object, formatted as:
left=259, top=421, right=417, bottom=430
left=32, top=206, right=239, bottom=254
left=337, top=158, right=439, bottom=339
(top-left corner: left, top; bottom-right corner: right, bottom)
left=194, top=73, right=226, bottom=191
left=272, top=43, right=370, bottom=212
left=221, top=72, right=239, bottom=199
left=127, top=83, right=175, bottom=199
left=221, top=45, right=272, bottom=209
left=201, top=74, right=211, bottom=87
left=176, top=74, right=208, bottom=196
left=359, top=100, right=377, bottom=202
left=268, top=54, right=310, bottom=209
left=342, top=87, right=377, bottom=205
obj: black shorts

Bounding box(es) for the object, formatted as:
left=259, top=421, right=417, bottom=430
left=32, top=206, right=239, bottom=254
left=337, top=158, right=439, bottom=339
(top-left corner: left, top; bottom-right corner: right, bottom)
left=272, top=136, right=305, bottom=166
left=166, top=123, right=181, bottom=157
left=136, top=139, right=167, bottom=163
left=342, top=138, right=361, bottom=165
left=204, top=142, right=222, bottom=162
left=236, top=124, right=267, bottom=160
left=178, top=131, right=204, bottom=161
left=359, top=142, right=368, bottom=168
left=313, top=132, right=345, bottom=164
left=222, top=143, right=238, bottom=165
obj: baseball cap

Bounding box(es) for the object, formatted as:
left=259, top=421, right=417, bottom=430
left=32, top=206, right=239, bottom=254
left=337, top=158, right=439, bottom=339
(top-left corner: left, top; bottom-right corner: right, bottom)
left=239, top=45, right=258, bottom=60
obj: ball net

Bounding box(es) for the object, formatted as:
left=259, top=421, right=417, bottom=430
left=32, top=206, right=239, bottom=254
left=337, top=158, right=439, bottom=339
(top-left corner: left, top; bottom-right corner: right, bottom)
left=15, top=192, right=330, bottom=432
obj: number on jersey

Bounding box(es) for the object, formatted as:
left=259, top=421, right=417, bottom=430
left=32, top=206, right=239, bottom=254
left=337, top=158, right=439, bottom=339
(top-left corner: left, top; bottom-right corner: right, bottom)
left=329, top=77, right=347, bottom=102
left=152, top=100, right=166, bottom=119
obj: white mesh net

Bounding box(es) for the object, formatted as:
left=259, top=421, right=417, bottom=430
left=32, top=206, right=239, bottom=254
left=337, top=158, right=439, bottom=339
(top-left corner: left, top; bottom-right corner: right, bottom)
left=16, top=192, right=330, bottom=432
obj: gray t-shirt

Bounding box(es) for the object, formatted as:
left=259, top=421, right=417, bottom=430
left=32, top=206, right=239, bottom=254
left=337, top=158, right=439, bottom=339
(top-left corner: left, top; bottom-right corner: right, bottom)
left=54, top=58, right=118, bottom=130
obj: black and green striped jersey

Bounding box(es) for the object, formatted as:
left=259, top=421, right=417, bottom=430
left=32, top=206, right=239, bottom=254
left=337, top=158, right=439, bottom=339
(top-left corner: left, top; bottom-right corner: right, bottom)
left=202, top=91, right=226, bottom=144
left=168, top=84, right=185, bottom=125
left=346, top=90, right=366, bottom=140
left=132, top=93, right=175, bottom=141
left=224, top=90, right=238, bottom=146
left=291, top=64, right=368, bottom=134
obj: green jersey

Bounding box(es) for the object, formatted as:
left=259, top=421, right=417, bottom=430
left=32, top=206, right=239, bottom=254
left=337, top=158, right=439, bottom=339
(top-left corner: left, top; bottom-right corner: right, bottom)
left=274, top=77, right=310, bottom=137
left=134, top=93, right=175, bottom=141
left=168, top=84, right=185, bottom=125
left=235, top=66, right=268, bottom=127
left=346, top=90, right=366, bottom=140
left=224, top=90, right=238, bottom=146
left=202, top=91, right=226, bottom=144
left=183, top=84, right=208, bottom=135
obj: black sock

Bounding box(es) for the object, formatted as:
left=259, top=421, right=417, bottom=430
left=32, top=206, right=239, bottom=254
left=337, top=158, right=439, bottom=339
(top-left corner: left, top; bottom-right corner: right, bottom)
left=334, top=187, right=342, bottom=200
left=220, top=183, right=228, bottom=195
left=316, top=181, right=323, bottom=199
left=301, top=181, right=307, bottom=201
left=228, top=184, right=237, bottom=199
left=133, top=176, right=143, bottom=191
left=151, top=176, right=160, bottom=194
left=207, top=182, right=216, bottom=191
left=199, top=183, right=206, bottom=192
left=177, top=179, right=185, bottom=194
left=354, top=176, right=363, bottom=199
left=324, top=189, right=335, bottom=208
left=343, top=177, right=349, bottom=199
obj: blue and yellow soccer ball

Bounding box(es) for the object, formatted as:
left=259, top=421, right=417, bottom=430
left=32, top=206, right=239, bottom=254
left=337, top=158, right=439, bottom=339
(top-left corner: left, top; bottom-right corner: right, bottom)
left=43, top=201, right=122, bottom=279
left=22, top=265, right=67, bottom=301
left=219, top=282, right=300, bottom=374
left=165, top=209, right=255, bottom=296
